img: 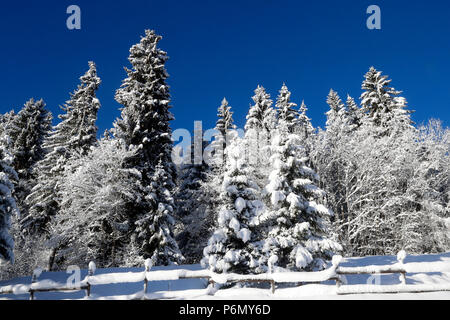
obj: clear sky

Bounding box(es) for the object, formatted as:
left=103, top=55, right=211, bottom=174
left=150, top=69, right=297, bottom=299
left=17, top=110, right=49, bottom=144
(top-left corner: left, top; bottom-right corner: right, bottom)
left=0, top=0, right=449, bottom=136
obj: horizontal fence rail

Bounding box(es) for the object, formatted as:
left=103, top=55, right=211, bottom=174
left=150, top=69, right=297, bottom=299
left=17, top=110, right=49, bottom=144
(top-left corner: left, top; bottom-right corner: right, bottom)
left=1, top=251, right=450, bottom=299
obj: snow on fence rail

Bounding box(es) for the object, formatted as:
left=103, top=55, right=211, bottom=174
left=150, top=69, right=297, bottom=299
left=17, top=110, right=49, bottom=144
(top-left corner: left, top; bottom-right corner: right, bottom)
left=1, top=251, right=450, bottom=299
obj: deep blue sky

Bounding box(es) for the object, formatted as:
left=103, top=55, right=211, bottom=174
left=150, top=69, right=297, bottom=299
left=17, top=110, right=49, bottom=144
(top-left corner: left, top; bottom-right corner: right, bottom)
left=0, top=0, right=449, bottom=137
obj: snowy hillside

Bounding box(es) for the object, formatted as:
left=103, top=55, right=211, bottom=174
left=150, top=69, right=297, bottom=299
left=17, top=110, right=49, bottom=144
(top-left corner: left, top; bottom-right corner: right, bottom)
left=1, top=252, right=449, bottom=300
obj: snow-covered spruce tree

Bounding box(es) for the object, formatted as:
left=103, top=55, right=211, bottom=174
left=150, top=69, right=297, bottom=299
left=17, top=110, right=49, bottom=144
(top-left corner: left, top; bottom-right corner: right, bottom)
left=360, top=67, right=412, bottom=137
left=23, top=62, right=101, bottom=237
left=325, top=89, right=347, bottom=131
left=175, top=128, right=212, bottom=264
left=245, top=86, right=277, bottom=134
left=345, top=95, right=362, bottom=131
left=175, top=128, right=209, bottom=220
left=131, top=159, right=183, bottom=266
left=208, top=98, right=236, bottom=168
left=113, top=30, right=175, bottom=185
left=177, top=99, right=238, bottom=264
left=202, top=132, right=264, bottom=274
left=6, top=98, right=52, bottom=216
left=244, top=86, right=277, bottom=178
left=275, top=84, right=315, bottom=167
left=0, top=111, right=16, bottom=139
left=259, top=116, right=342, bottom=271
left=0, top=135, right=18, bottom=265
left=51, top=137, right=143, bottom=268
left=297, top=100, right=315, bottom=141
left=113, top=30, right=179, bottom=265
left=276, top=84, right=299, bottom=133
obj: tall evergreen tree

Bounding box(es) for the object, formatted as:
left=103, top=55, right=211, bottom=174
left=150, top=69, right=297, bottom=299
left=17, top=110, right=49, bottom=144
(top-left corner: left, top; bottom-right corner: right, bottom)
left=208, top=98, right=236, bottom=167
left=360, top=67, right=413, bottom=136
left=175, top=127, right=212, bottom=264
left=113, top=30, right=175, bottom=184
left=6, top=98, right=52, bottom=215
left=113, top=30, right=179, bottom=265
left=0, top=135, right=18, bottom=264
left=325, top=89, right=346, bottom=130
left=131, top=159, right=183, bottom=266
left=276, top=84, right=299, bottom=133
left=345, top=95, right=361, bottom=131
left=23, top=62, right=101, bottom=236
left=0, top=111, right=16, bottom=140
left=245, top=86, right=276, bottom=188
left=202, top=133, right=264, bottom=274
left=259, top=117, right=341, bottom=271
left=297, top=101, right=314, bottom=140
left=245, top=86, right=276, bottom=133
left=245, top=86, right=276, bottom=157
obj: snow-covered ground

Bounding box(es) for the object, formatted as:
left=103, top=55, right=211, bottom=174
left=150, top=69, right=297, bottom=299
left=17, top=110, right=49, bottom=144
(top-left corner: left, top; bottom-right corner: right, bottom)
left=1, top=252, right=449, bottom=300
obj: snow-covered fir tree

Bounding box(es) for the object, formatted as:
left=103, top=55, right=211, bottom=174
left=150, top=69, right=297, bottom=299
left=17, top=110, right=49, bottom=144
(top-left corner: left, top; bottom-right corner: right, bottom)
left=245, top=86, right=277, bottom=173
left=23, top=62, right=101, bottom=237
left=276, top=84, right=299, bottom=133
left=202, top=132, right=264, bottom=274
left=178, top=99, right=238, bottom=264
left=6, top=98, right=52, bottom=216
left=113, top=30, right=175, bottom=184
left=0, top=135, right=18, bottom=265
left=245, top=86, right=276, bottom=134
left=297, top=100, right=314, bottom=141
left=325, top=89, right=347, bottom=130
left=360, top=67, right=412, bottom=137
left=0, top=111, right=16, bottom=140
left=131, top=159, right=183, bottom=266
left=259, top=112, right=342, bottom=271
left=175, top=128, right=212, bottom=264
left=208, top=98, right=236, bottom=167
left=113, top=30, right=179, bottom=265
left=345, top=95, right=362, bottom=131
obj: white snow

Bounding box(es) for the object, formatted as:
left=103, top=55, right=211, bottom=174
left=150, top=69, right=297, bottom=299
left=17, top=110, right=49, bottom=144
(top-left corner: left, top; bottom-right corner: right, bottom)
left=237, top=228, right=251, bottom=243
left=397, top=250, right=407, bottom=263
left=229, top=218, right=240, bottom=233
left=234, top=197, right=246, bottom=213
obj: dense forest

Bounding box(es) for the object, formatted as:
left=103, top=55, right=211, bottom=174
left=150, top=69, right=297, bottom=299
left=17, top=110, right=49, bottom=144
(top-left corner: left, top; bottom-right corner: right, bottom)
left=0, top=30, right=448, bottom=280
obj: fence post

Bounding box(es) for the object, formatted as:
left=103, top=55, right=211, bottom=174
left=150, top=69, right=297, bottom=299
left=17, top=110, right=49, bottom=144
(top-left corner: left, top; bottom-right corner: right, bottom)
left=209, top=278, right=215, bottom=289
left=332, top=255, right=343, bottom=288
left=29, top=268, right=41, bottom=300
left=86, top=261, right=96, bottom=297
left=144, top=258, right=152, bottom=295
left=268, top=255, right=278, bottom=294
left=397, top=250, right=407, bottom=285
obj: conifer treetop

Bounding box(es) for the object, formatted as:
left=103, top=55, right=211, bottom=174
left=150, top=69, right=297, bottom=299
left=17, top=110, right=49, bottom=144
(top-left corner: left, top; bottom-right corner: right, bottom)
left=245, top=85, right=275, bottom=132
left=113, top=29, right=174, bottom=182
left=276, top=84, right=299, bottom=132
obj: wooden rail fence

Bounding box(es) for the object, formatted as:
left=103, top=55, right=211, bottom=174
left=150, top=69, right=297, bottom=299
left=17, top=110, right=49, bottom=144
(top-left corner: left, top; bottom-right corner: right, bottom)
left=1, top=251, right=449, bottom=299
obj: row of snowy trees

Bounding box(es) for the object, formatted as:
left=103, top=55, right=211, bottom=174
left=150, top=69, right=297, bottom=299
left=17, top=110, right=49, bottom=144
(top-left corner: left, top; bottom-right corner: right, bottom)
left=178, top=70, right=449, bottom=273
left=0, top=29, right=448, bottom=279
left=0, top=30, right=183, bottom=277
